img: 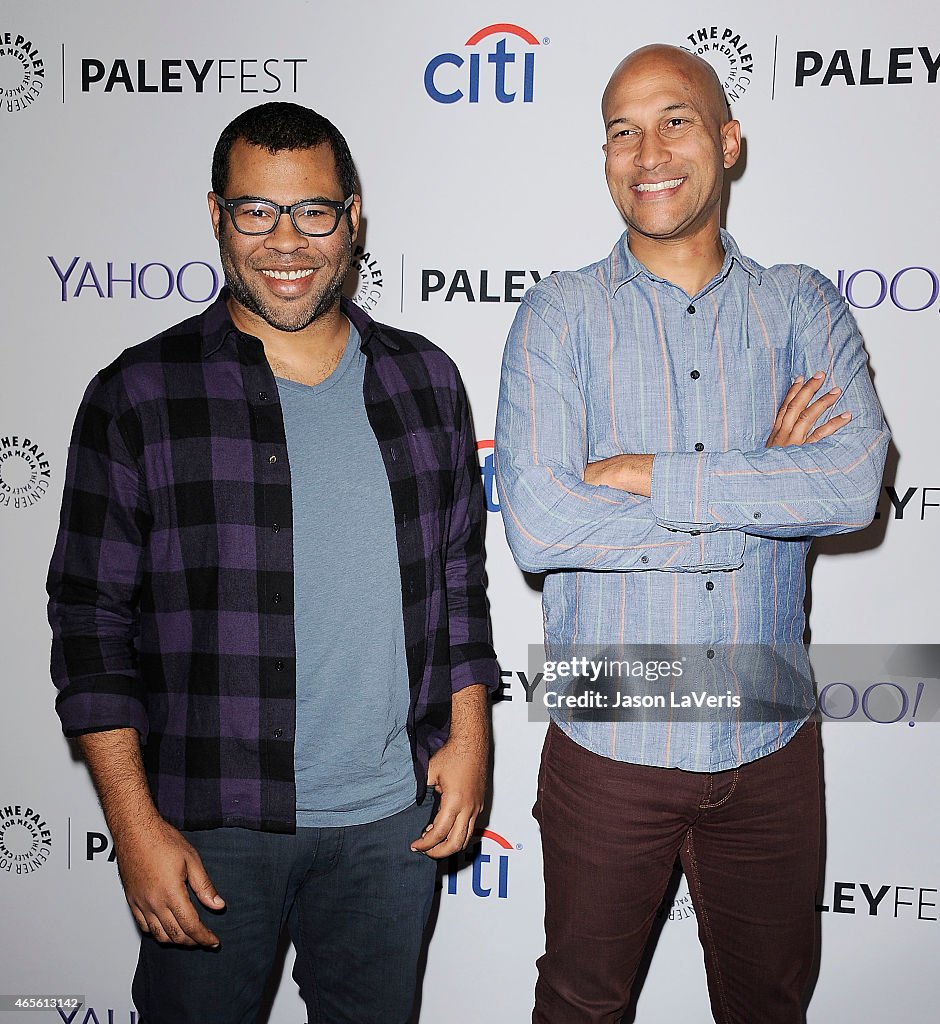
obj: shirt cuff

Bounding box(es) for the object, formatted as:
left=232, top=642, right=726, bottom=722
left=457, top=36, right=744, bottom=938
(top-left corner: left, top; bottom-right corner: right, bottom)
left=651, top=451, right=711, bottom=529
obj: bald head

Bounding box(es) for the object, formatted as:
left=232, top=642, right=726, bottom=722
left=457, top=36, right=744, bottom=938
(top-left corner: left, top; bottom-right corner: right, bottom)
left=602, top=44, right=731, bottom=128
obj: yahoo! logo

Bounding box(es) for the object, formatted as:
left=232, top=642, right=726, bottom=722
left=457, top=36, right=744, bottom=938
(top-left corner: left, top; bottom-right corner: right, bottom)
left=817, top=680, right=927, bottom=726
left=56, top=1009, right=138, bottom=1024
left=424, top=23, right=543, bottom=104
left=477, top=439, right=499, bottom=513
left=836, top=266, right=940, bottom=313
left=49, top=257, right=221, bottom=303
left=441, top=828, right=520, bottom=899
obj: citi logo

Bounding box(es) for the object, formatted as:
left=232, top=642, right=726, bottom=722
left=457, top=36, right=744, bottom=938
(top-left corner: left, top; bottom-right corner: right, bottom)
left=441, top=828, right=520, bottom=899
left=477, top=439, right=499, bottom=513
left=424, top=23, right=543, bottom=104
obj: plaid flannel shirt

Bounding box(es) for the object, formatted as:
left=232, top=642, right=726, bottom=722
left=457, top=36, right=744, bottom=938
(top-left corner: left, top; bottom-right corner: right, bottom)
left=47, top=293, right=498, bottom=832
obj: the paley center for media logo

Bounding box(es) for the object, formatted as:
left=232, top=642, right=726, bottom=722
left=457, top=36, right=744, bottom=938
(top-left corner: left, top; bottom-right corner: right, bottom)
left=346, top=246, right=384, bottom=312
left=0, top=32, right=44, bottom=113
left=681, top=24, right=754, bottom=101
left=424, top=23, right=547, bottom=105
left=0, top=803, right=52, bottom=874
left=0, top=434, right=51, bottom=510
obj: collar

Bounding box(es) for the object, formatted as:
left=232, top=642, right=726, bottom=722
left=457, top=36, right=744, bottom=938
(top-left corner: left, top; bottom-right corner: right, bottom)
left=199, top=289, right=400, bottom=357
left=608, top=228, right=764, bottom=294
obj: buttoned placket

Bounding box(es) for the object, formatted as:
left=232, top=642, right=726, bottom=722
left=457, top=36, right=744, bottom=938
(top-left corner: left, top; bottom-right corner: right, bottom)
left=654, top=273, right=732, bottom=651
left=238, top=333, right=297, bottom=775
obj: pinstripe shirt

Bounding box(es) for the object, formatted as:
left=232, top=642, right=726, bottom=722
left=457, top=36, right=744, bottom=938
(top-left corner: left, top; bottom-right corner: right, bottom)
left=495, top=231, right=888, bottom=770
left=47, top=293, right=498, bottom=831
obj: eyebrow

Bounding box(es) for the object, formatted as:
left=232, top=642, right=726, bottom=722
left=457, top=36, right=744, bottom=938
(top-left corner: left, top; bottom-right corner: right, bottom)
left=604, top=102, right=697, bottom=132
left=223, top=193, right=342, bottom=207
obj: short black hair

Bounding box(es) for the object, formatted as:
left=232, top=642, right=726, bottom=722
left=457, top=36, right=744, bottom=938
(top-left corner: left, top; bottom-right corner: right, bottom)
left=211, top=101, right=359, bottom=199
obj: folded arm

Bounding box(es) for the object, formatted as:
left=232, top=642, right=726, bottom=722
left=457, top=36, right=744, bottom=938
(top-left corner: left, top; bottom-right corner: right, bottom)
left=650, top=271, right=889, bottom=539
left=495, top=284, right=744, bottom=573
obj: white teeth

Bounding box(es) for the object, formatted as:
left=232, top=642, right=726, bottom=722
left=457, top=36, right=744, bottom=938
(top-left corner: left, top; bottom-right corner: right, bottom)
left=261, top=269, right=316, bottom=281
left=634, top=178, right=684, bottom=192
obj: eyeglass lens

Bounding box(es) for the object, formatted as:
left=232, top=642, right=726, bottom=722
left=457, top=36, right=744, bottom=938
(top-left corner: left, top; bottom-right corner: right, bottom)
left=229, top=200, right=340, bottom=236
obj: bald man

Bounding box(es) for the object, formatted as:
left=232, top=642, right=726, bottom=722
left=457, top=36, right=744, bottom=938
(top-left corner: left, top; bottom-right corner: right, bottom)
left=496, top=45, right=888, bottom=1023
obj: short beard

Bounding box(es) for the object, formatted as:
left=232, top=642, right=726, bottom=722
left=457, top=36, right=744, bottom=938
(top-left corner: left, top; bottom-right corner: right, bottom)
left=218, top=221, right=352, bottom=333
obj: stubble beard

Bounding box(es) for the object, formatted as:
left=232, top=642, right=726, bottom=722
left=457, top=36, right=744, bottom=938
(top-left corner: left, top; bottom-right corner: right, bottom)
left=218, top=222, right=353, bottom=333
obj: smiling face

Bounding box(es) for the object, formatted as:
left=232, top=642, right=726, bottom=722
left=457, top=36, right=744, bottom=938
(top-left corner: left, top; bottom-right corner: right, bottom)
left=209, top=139, right=360, bottom=335
left=602, top=46, right=740, bottom=248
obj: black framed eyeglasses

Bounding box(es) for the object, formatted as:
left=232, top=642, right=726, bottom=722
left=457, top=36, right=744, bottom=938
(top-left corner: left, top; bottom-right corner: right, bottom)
left=213, top=193, right=354, bottom=237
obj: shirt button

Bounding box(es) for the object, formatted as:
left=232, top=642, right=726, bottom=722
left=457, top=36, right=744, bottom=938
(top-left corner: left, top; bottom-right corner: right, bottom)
left=258, top=391, right=269, bottom=401
left=269, top=454, right=278, bottom=464
left=753, top=511, right=762, bottom=519
left=274, top=660, right=284, bottom=671
left=273, top=728, right=283, bottom=738
left=690, top=530, right=700, bottom=536
left=272, top=522, right=280, bottom=533
left=705, top=581, right=715, bottom=591
left=272, top=592, right=281, bottom=604
left=694, top=442, right=705, bottom=452
left=706, top=649, right=715, bottom=659
left=687, top=304, right=696, bottom=314
left=690, top=370, right=700, bottom=380
left=640, top=555, right=650, bottom=564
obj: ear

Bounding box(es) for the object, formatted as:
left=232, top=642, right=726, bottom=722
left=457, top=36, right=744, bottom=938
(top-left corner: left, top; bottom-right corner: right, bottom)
left=720, top=119, right=742, bottom=169
left=347, top=194, right=362, bottom=244
left=208, top=192, right=221, bottom=241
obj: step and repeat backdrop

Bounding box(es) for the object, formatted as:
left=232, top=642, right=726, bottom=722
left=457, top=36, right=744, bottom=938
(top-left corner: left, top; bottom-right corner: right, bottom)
left=1, top=1, right=937, bottom=1021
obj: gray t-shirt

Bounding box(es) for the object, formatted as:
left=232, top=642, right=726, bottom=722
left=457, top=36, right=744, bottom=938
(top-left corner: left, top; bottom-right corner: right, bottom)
left=276, top=322, right=414, bottom=826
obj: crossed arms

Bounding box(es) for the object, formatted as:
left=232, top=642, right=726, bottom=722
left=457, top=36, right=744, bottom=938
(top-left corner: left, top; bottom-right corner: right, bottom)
left=495, top=269, right=889, bottom=573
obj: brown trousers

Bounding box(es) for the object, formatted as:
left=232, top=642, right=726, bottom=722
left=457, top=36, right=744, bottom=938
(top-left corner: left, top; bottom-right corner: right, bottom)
left=533, top=721, right=822, bottom=1024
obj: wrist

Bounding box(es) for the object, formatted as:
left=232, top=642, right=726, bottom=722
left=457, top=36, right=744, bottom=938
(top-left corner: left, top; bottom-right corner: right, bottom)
left=585, top=454, right=653, bottom=496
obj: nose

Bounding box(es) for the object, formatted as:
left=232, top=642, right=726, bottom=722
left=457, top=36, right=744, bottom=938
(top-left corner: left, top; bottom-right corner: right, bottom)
left=634, top=130, right=671, bottom=172
left=264, top=211, right=309, bottom=253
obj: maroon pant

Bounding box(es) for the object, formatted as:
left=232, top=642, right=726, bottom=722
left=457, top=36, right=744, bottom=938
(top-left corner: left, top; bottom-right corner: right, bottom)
left=533, top=721, right=821, bottom=1024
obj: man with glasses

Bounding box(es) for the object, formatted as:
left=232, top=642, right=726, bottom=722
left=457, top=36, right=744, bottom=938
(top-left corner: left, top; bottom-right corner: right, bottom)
left=496, top=45, right=888, bottom=1022
left=48, top=102, right=498, bottom=1024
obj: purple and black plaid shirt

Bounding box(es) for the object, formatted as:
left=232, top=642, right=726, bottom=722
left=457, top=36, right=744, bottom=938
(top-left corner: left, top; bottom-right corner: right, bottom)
left=47, top=293, right=499, bottom=832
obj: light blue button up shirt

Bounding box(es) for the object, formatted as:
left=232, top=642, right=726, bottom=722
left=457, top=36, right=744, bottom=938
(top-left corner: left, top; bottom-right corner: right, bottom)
left=495, top=231, right=889, bottom=770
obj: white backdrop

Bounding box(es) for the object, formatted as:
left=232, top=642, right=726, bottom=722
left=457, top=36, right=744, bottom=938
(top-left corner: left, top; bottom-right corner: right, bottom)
left=1, top=2, right=938, bottom=1021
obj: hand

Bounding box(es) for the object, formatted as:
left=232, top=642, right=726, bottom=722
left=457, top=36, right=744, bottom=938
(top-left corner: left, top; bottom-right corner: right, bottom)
left=766, top=372, right=852, bottom=447
left=410, top=685, right=489, bottom=859
left=113, top=815, right=225, bottom=947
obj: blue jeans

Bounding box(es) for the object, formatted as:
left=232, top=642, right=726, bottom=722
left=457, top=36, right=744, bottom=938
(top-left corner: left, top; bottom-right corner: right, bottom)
left=132, top=799, right=437, bottom=1024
